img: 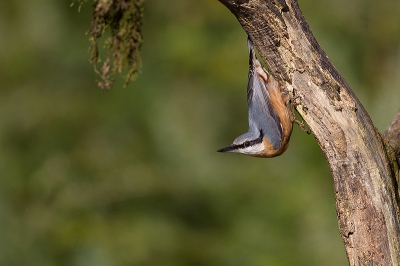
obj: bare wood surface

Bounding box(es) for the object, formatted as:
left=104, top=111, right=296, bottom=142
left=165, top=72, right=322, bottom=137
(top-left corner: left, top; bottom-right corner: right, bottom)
left=218, top=0, right=400, bottom=264
left=385, top=110, right=400, bottom=164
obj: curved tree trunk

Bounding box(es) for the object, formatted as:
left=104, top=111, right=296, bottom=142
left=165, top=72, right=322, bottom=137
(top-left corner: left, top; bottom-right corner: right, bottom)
left=218, top=0, right=400, bottom=265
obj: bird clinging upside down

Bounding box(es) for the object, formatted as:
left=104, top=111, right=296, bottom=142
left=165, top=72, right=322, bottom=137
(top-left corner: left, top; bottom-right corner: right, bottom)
left=218, top=38, right=293, bottom=158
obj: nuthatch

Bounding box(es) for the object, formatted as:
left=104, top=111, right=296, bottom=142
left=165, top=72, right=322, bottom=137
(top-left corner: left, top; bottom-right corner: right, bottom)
left=218, top=38, right=293, bottom=158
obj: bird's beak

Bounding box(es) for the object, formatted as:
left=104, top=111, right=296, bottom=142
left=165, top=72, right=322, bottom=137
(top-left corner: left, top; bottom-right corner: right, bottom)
left=217, top=145, right=237, bottom=153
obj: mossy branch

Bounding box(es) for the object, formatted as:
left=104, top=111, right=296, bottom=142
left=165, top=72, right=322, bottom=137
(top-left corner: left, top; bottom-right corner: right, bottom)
left=72, top=0, right=144, bottom=91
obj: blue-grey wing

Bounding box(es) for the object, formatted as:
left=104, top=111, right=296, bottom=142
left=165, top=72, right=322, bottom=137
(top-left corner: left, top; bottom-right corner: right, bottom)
left=249, top=75, right=282, bottom=149
left=246, top=38, right=282, bottom=149
left=259, top=78, right=283, bottom=137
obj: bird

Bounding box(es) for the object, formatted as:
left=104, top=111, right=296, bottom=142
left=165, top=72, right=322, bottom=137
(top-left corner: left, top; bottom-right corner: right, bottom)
left=217, top=37, right=293, bottom=158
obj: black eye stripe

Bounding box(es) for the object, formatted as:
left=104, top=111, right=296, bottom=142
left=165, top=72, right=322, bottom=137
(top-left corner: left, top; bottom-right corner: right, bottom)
left=231, top=130, right=264, bottom=150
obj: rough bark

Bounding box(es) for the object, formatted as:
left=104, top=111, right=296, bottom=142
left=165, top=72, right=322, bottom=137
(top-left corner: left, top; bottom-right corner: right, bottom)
left=385, top=110, right=400, bottom=167
left=218, top=0, right=400, bottom=265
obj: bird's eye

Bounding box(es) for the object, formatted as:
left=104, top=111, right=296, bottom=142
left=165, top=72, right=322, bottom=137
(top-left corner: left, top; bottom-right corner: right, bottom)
left=243, top=141, right=250, bottom=147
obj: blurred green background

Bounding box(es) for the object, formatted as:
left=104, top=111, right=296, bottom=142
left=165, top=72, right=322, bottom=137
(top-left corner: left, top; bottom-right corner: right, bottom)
left=1, top=0, right=399, bottom=265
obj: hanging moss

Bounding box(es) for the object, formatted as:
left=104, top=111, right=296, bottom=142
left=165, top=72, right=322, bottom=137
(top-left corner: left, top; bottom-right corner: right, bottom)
left=72, top=0, right=144, bottom=91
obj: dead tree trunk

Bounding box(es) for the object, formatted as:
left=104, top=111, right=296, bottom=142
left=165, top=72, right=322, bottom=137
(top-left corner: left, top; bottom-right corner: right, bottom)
left=218, top=0, right=400, bottom=264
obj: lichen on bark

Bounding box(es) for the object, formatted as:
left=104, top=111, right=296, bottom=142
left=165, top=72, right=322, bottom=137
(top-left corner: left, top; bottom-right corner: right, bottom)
left=72, top=0, right=144, bottom=91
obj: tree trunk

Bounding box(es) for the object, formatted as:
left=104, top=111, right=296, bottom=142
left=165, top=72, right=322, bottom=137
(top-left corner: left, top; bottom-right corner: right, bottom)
left=218, top=0, right=400, bottom=265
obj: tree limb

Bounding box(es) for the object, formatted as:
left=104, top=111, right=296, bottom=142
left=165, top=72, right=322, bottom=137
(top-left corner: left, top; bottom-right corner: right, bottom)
left=385, top=109, right=400, bottom=165
left=218, top=0, right=400, bottom=264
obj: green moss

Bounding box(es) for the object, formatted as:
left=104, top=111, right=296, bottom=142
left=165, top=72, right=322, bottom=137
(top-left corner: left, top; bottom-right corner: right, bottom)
left=73, top=0, right=144, bottom=91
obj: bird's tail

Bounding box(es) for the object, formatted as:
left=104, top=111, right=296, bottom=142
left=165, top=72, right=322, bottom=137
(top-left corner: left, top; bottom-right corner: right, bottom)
left=247, top=37, right=256, bottom=66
